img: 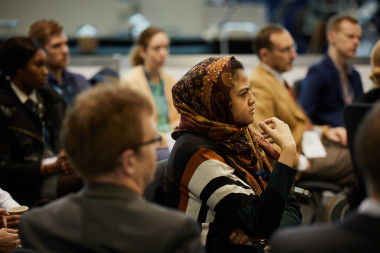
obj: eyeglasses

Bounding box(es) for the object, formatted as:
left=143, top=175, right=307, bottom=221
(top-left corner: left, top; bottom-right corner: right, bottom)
left=272, top=44, right=297, bottom=54
left=131, top=134, right=163, bottom=149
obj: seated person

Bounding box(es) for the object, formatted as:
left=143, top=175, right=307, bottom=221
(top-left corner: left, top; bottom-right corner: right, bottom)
left=29, top=20, right=91, bottom=106
left=19, top=86, right=205, bottom=253
left=121, top=27, right=179, bottom=160
left=299, top=14, right=363, bottom=127
left=164, top=56, right=301, bottom=253
left=0, top=36, right=80, bottom=207
left=270, top=103, right=380, bottom=253
left=249, top=24, right=353, bottom=186
left=358, top=39, right=380, bottom=103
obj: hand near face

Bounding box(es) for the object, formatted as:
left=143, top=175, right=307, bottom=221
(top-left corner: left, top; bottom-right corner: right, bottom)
left=0, top=228, right=21, bottom=252
left=259, top=117, right=296, bottom=167
left=259, top=117, right=295, bottom=150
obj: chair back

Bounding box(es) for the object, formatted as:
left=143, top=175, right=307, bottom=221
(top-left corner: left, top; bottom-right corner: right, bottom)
left=144, top=159, right=167, bottom=205
left=344, top=103, right=373, bottom=206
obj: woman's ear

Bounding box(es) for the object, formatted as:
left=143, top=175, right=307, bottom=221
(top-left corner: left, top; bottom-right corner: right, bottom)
left=137, top=45, right=146, bottom=60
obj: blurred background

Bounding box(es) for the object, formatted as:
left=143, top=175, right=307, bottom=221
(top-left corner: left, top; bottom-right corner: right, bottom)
left=1, top=0, right=379, bottom=90
left=1, top=0, right=379, bottom=55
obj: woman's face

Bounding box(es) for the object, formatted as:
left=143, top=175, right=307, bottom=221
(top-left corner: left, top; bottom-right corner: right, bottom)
left=16, top=48, right=48, bottom=94
left=230, top=69, right=256, bottom=126
left=141, top=32, right=170, bottom=70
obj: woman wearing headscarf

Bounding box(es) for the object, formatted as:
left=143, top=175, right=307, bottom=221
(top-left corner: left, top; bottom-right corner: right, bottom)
left=164, top=56, right=301, bottom=253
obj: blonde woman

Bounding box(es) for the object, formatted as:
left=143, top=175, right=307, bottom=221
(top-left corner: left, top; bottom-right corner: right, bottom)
left=359, top=39, right=380, bottom=103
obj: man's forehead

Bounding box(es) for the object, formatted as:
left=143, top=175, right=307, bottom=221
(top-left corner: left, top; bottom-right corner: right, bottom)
left=270, top=31, right=294, bottom=48
left=46, top=33, right=67, bottom=45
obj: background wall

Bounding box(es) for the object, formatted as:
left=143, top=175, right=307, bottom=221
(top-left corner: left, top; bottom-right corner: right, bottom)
left=0, top=0, right=265, bottom=38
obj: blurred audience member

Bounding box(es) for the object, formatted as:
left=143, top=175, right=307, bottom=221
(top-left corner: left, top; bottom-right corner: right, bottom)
left=358, top=39, right=380, bottom=103
left=270, top=102, right=380, bottom=253
left=29, top=20, right=91, bottom=107
left=300, top=14, right=363, bottom=127
left=121, top=27, right=179, bottom=160
left=249, top=25, right=353, bottom=186
left=0, top=37, right=79, bottom=207
left=19, top=86, right=205, bottom=253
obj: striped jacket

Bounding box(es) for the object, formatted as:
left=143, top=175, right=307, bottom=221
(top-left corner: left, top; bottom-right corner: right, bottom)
left=164, top=132, right=300, bottom=253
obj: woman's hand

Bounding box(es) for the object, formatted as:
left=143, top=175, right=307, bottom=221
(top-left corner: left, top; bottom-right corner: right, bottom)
left=41, top=150, right=73, bottom=176
left=259, top=117, right=296, bottom=167
left=229, top=228, right=249, bottom=245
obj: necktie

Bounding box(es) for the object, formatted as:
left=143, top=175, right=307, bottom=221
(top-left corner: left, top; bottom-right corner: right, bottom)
left=25, top=99, right=38, bottom=114
left=284, top=80, right=297, bottom=101
left=25, top=99, right=45, bottom=126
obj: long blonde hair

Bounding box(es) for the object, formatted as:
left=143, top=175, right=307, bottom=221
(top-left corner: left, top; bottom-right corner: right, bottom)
left=370, top=40, right=380, bottom=87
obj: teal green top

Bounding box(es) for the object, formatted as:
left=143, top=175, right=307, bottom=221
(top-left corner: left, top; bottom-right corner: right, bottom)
left=149, top=80, right=171, bottom=133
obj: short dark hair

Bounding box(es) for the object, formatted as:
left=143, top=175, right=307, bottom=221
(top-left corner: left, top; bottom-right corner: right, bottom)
left=253, top=24, right=285, bottom=58
left=29, top=20, right=63, bottom=46
left=63, top=85, right=153, bottom=180
left=355, top=103, right=380, bottom=193
left=0, top=36, right=41, bottom=84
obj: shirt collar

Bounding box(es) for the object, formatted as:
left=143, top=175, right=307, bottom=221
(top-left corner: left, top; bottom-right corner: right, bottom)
left=327, top=53, right=352, bottom=76
left=10, top=82, right=38, bottom=104
left=261, top=62, right=285, bottom=84
left=358, top=198, right=380, bottom=218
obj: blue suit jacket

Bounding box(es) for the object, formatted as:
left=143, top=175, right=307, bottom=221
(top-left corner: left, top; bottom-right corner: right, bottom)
left=299, top=54, right=363, bottom=126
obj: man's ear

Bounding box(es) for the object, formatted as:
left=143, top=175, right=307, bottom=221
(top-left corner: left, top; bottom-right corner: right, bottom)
left=328, top=31, right=335, bottom=44
left=259, top=48, right=269, bottom=63
left=118, top=149, right=136, bottom=176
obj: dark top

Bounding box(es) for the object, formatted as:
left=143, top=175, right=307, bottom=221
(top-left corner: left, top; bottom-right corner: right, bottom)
left=300, top=54, right=363, bottom=126
left=0, top=83, right=64, bottom=206
left=20, top=183, right=205, bottom=253
left=358, top=87, right=380, bottom=103
left=270, top=212, right=380, bottom=253
left=47, top=68, right=90, bottom=106
left=164, top=132, right=301, bottom=253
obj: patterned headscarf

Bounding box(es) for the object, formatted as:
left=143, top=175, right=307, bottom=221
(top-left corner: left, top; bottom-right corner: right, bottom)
left=172, top=56, right=280, bottom=194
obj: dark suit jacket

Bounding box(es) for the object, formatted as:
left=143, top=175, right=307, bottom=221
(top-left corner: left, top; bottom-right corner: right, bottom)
left=19, top=183, right=205, bottom=253
left=0, top=84, right=64, bottom=206
left=299, top=54, right=363, bottom=127
left=269, top=212, right=380, bottom=253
